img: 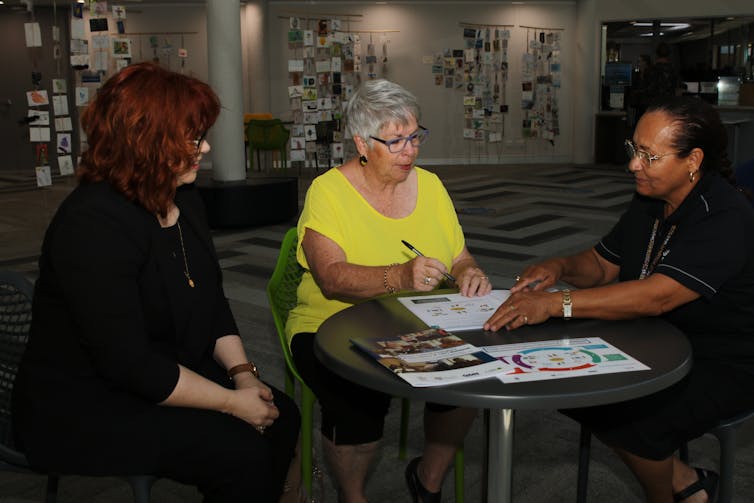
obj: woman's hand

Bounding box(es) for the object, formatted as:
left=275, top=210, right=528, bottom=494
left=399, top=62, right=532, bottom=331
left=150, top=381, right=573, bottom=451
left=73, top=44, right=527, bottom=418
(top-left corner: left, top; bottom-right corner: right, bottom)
left=225, top=377, right=280, bottom=430
left=454, top=266, right=492, bottom=297
left=483, top=290, right=558, bottom=332
left=401, top=256, right=452, bottom=292
left=510, top=259, right=564, bottom=293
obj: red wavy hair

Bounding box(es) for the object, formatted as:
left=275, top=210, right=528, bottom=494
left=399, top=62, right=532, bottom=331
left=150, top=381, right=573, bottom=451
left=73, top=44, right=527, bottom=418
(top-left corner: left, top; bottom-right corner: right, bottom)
left=78, top=63, right=220, bottom=217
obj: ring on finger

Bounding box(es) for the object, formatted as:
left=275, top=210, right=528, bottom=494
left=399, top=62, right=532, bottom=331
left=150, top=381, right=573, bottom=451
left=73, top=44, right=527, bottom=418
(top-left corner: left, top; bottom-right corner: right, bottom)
left=515, top=275, right=521, bottom=281
left=423, top=276, right=432, bottom=285
left=522, top=315, right=529, bottom=324
left=256, top=425, right=266, bottom=434
left=509, top=305, right=516, bottom=311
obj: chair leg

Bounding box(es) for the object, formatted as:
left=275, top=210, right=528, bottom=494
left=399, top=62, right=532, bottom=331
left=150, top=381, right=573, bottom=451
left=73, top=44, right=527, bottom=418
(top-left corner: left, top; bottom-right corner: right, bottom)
left=45, top=474, right=59, bottom=503
left=576, top=425, right=591, bottom=503
left=454, top=446, right=465, bottom=503
left=301, top=385, right=316, bottom=496
left=399, top=398, right=410, bottom=460
left=284, top=366, right=295, bottom=398
left=714, top=426, right=737, bottom=503
left=126, top=475, right=157, bottom=503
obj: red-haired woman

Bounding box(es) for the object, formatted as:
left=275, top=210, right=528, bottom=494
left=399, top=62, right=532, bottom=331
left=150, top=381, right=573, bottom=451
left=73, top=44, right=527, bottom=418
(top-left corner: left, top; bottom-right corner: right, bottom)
left=12, top=63, right=300, bottom=502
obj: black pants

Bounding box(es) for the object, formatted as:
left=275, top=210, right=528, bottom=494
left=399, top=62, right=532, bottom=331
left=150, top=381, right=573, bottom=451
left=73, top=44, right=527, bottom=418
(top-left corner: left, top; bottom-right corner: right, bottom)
left=153, top=387, right=300, bottom=502
left=562, top=358, right=754, bottom=460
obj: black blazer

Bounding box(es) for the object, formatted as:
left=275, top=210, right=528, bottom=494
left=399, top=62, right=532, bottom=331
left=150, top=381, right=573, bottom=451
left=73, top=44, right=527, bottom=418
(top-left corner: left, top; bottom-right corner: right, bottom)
left=12, top=181, right=238, bottom=472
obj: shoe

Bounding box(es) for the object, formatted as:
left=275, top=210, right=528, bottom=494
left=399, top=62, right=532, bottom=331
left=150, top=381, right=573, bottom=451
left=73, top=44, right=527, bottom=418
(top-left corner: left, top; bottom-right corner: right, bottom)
left=405, top=456, right=441, bottom=503
left=673, top=467, right=719, bottom=502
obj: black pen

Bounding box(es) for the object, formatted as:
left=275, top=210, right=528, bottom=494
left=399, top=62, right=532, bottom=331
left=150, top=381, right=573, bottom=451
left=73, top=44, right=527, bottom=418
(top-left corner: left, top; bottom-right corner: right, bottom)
left=401, top=240, right=457, bottom=283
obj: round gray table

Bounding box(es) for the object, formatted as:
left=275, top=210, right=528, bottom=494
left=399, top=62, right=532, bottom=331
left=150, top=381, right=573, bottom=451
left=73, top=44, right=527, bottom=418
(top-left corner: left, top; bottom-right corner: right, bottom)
left=314, top=292, right=693, bottom=502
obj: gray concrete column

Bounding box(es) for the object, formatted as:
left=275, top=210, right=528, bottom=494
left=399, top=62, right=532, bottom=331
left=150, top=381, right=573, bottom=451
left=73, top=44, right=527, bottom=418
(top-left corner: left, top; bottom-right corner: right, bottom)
left=206, top=0, right=245, bottom=182
left=573, top=0, right=599, bottom=164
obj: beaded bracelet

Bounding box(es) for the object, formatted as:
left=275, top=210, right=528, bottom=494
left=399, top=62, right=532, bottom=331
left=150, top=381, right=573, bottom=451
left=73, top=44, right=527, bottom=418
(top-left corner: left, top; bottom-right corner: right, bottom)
left=384, top=263, right=398, bottom=294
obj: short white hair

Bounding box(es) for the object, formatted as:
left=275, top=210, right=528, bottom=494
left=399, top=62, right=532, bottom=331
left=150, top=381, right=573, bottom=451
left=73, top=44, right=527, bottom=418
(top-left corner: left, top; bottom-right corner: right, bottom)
left=345, top=79, right=421, bottom=145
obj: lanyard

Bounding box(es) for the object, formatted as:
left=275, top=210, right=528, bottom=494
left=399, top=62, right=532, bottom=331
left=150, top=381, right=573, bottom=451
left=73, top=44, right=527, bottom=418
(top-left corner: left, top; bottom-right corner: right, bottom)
left=639, top=218, right=677, bottom=280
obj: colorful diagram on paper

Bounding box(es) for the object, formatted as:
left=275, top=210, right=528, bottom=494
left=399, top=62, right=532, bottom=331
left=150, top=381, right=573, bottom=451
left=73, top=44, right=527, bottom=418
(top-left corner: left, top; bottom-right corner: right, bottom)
left=483, top=337, right=650, bottom=383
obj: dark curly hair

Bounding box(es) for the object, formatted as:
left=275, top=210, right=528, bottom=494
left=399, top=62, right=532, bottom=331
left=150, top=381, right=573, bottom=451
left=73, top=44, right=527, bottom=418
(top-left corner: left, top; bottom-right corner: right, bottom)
left=646, top=96, right=737, bottom=187
left=78, top=63, right=220, bottom=217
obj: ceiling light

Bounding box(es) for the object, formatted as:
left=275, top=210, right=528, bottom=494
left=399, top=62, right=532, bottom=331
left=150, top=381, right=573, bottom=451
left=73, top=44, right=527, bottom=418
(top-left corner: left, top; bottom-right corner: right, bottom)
left=631, top=22, right=690, bottom=30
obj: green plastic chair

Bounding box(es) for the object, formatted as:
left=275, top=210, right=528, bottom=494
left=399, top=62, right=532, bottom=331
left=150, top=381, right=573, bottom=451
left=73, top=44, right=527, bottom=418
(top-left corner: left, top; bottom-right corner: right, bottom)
left=266, top=229, right=464, bottom=501
left=246, top=119, right=290, bottom=171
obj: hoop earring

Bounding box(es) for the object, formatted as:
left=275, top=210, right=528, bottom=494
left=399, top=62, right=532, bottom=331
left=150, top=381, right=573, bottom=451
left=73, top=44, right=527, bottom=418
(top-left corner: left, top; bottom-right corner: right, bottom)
left=689, top=170, right=696, bottom=183
left=359, top=155, right=368, bottom=167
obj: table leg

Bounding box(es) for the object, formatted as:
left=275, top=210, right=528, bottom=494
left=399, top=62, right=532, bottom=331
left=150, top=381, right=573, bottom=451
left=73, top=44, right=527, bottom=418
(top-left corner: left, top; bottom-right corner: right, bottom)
left=487, top=408, right=515, bottom=503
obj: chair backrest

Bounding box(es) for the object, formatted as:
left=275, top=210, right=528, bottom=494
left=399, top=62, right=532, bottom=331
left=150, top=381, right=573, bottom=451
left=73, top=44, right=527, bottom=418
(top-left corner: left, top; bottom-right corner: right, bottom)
left=246, top=119, right=290, bottom=150
left=266, top=228, right=305, bottom=383
left=0, top=271, right=33, bottom=464
left=736, top=158, right=754, bottom=207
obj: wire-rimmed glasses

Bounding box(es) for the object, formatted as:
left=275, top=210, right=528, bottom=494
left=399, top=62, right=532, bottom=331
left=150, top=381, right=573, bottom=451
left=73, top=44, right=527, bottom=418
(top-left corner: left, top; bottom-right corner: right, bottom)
left=624, top=139, right=676, bottom=168
left=370, top=126, right=429, bottom=153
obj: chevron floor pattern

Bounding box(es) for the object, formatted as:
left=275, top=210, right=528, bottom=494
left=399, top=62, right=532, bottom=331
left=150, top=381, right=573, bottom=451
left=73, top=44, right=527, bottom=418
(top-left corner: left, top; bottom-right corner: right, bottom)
left=1, top=164, right=752, bottom=502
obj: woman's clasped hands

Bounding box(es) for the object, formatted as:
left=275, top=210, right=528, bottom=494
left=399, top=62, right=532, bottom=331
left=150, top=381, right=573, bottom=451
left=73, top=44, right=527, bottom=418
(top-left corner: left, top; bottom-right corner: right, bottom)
left=225, top=374, right=279, bottom=434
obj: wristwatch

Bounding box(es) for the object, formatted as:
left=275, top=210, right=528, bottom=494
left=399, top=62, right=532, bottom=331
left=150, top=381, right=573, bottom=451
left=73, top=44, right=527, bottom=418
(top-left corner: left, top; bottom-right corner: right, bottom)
left=562, top=289, right=572, bottom=320
left=227, top=361, right=260, bottom=380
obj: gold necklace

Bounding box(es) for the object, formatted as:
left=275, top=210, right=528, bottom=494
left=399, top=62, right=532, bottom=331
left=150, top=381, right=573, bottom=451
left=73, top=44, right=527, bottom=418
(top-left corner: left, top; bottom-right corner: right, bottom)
left=176, top=220, right=195, bottom=288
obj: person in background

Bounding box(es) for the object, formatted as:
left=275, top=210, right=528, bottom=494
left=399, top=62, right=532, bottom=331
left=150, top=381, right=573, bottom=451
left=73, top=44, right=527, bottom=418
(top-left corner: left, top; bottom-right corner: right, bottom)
left=636, top=43, right=682, bottom=118
left=12, top=62, right=301, bottom=502
left=484, top=96, right=754, bottom=503
left=287, top=79, right=492, bottom=503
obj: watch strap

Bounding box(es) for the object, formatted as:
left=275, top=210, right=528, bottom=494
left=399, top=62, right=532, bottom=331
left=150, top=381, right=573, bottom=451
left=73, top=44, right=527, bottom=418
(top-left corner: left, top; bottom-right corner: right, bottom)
left=227, top=362, right=259, bottom=380
left=562, top=289, right=572, bottom=319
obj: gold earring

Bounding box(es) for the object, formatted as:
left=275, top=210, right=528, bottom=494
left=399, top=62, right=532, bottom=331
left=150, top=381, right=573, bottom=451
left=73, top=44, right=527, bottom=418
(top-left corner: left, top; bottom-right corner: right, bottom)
left=359, top=155, right=367, bottom=166
left=689, top=170, right=696, bottom=183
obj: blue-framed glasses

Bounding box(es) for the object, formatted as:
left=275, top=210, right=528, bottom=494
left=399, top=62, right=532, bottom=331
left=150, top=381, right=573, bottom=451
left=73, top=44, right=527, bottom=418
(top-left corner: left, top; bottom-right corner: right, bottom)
left=370, top=126, right=429, bottom=153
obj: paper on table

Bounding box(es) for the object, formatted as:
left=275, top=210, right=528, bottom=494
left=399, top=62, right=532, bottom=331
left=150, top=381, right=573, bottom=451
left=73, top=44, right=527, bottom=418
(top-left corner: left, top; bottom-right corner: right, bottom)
left=483, top=337, right=650, bottom=384
left=351, top=328, right=513, bottom=387
left=397, top=289, right=510, bottom=332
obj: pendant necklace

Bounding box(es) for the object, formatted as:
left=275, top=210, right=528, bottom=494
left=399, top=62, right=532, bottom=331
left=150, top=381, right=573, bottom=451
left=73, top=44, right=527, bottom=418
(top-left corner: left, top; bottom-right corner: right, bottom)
left=639, top=218, right=677, bottom=279
left=176, top=220, right=195, bottom=288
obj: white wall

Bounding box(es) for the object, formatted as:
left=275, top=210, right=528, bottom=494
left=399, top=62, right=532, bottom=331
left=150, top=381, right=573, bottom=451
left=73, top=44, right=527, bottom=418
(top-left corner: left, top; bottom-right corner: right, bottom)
left=112, top=0, right=754, bottom=166
left=266, top=1, right=578, bottom=165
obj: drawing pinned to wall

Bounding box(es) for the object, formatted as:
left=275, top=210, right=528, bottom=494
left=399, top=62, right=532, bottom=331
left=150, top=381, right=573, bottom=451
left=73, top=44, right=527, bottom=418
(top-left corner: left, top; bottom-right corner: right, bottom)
left=36, top=166, right=52, bottom=188
left=432, top=24, right=510, bottom=145
left=58, top=155, right=75, bottom=176
left=112, top=5, right=126, bottom=20
left=521, top=27, right=562, bottom=144
left=112, top=38, right=131, bottom=58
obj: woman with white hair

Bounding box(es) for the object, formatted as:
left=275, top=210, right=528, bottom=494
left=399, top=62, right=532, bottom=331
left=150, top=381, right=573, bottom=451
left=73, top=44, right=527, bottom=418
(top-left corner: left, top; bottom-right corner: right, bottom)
left=286, top=79, right=490, bottom=503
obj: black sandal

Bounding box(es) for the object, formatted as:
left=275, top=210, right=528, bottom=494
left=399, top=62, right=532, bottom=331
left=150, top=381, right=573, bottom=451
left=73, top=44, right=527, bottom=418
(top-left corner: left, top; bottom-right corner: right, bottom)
left=405, top=456, right=441, bottom=503
left=673, top=467, right=719, bottom=502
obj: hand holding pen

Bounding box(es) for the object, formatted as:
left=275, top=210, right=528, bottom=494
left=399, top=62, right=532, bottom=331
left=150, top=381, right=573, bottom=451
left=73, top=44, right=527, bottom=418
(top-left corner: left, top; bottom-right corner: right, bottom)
left=401, top=240, right=456, bottom=283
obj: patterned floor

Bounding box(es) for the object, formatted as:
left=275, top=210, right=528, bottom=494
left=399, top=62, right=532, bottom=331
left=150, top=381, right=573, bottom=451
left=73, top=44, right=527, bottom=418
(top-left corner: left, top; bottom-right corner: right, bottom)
left=1, top=164, right=752, bottom=502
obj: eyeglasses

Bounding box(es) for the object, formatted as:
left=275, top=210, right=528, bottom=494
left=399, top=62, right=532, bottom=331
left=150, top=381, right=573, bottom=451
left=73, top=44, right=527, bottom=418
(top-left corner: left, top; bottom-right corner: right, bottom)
left=624, top=139, right=676, bottom=167
left=370, top=126, right=429, bottom=153
left=192, top=130, right=208, bottom=151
